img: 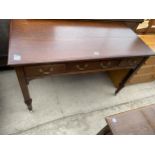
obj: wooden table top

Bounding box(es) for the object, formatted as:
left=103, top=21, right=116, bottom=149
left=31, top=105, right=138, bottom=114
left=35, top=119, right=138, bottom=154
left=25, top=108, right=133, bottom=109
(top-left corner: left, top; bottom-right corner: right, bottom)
left=8, top=20, right=154, bottom=66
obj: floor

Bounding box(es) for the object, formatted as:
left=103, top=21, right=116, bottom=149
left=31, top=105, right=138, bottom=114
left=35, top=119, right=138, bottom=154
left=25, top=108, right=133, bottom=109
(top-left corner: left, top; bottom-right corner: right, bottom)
left=0, top=70, right=155, bottom=135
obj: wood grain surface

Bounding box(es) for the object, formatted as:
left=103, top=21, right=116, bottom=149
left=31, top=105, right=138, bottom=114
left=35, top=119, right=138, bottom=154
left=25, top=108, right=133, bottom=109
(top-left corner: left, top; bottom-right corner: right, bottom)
left=8, top=20, right=154, bottom=66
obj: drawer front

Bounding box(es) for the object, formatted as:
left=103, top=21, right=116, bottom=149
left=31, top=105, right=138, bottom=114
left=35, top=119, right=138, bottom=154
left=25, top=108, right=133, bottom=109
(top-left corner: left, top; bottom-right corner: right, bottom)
left=136, top=66, right=155, bottom=75
left=24, top=57, right=144, bottom=77
left=99, top=59, right=120, bottom=69
left=67, top=58, right=142, bottom=73
left=145, top=56, right=155, bottom=65
left=24, top=64, right=66, bottom=77
left=67, top=59, right=120, bottom=72
left=67, top=61, right=99, bottom=72
left=128, top=74, right=155, bottom=84
left=119, top=57, right=143, bottom=68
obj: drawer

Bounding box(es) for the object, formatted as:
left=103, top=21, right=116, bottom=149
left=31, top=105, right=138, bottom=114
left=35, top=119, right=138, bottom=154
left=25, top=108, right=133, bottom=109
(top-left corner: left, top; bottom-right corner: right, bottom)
left=67, top=59, right=120, bottom=72
left=24, top=63, right=66, bottom=77
left=119, top=57, right=143, bottom=68
left=145, top=56, right=155, bottom=65
left=99, top=59, right=120, bottom=69
left=136, top=66, right=155, bottom=75
left=67, top=61, right=99, bottom=72
left=128, top=74, right=155, bottom=84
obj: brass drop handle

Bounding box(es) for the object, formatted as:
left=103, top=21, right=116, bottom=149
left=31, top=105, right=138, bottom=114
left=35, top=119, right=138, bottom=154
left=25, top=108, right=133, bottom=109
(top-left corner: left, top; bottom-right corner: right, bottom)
left=100, top=61, right=112, bottom=68
left=50, top=67, right=54, bottom=72
left=43, top=72, right=50, bottom=75
left=39, top=69, right=44, bottom=72
left=76, top=64, right=88, bottom=71
left=100, top=62, right=106, bottom=68
left=39, top=67, right=54, bottom=74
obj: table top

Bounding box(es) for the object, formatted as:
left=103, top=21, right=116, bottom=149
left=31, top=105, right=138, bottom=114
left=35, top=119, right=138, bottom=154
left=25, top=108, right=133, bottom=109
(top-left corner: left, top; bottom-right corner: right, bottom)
left=106, top=104, right=155, bottom=135
left=8, top=20, right=154, bottom=66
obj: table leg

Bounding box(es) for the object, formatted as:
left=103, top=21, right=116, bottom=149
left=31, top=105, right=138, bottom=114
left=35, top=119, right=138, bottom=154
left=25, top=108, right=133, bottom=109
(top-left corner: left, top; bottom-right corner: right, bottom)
left=15, top=67, right=32, bottom=111
left=115, top=57, right=149, bottom=95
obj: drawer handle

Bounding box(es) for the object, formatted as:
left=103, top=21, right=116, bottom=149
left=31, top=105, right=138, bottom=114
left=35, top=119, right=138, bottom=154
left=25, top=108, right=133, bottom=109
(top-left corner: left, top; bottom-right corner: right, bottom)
left=39, top=69, right=50, bottom=75
left=76, top=64, right=88, bottom=71
left=128, top=60, right=138, bottom=65
left=39, top=67, right=54, bottom=74
left=50, top=67, right=54, bottom=71
left=100, top=62, right=112, bottom=68
left=43, top=72, right=50, bottom=75
left=39, top=69, right=44, bottom=72
left=100, top=62, right=106, bottom=68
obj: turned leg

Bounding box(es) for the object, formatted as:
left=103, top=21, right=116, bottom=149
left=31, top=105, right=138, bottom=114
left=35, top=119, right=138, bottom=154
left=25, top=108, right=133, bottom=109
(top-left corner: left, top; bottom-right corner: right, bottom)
left=115, top=57, right=149, bottom=95
left=15, top=67, right=32, bottom=111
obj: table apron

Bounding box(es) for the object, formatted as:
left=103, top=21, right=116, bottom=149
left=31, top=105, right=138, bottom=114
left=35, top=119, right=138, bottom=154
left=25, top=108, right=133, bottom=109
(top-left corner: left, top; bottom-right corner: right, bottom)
left=22, top=57, right=145, bottom=80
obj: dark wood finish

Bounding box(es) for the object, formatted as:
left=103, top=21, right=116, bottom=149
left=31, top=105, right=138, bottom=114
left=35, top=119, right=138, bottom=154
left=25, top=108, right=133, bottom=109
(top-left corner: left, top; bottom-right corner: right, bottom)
left=81, top=19, right=143, bottom=32
left=8, top=20, right=154, bottom=111
left=104, top=104, right=155, bottom=135
left=23, top=57, right=148, bottom=81
left=16, top=67, right=32, bottom=111
left=0, top=19, right=142, bottom=68
left=8, top=20, right=153, bottom=66
left=25, top=63, right=66, bottom=78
